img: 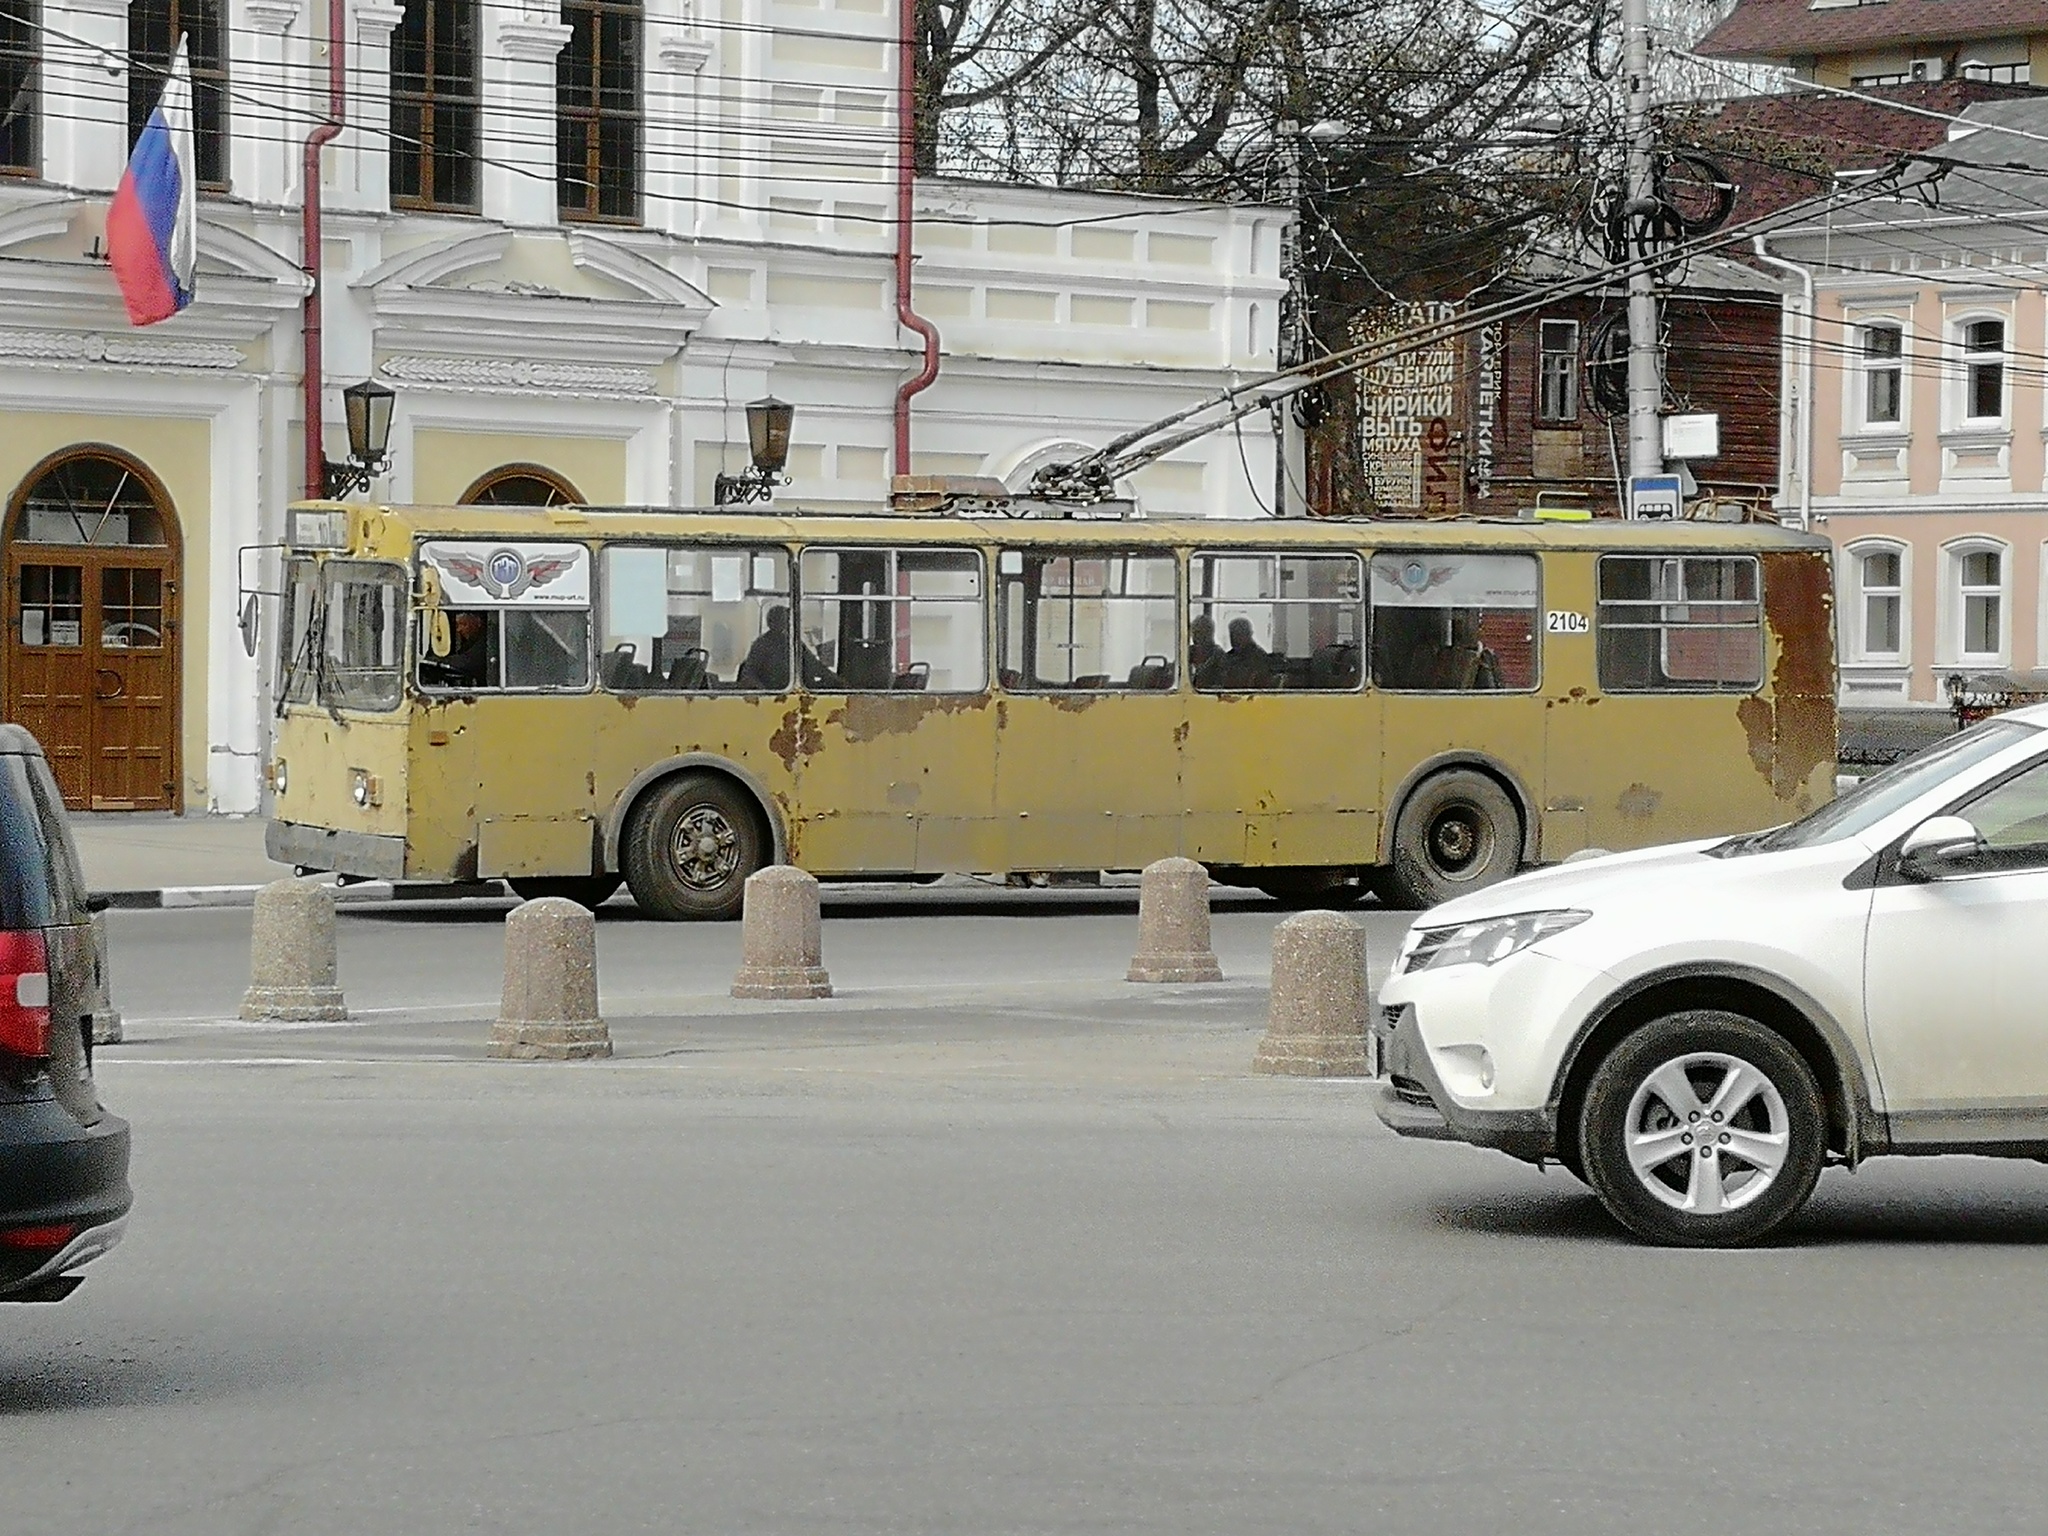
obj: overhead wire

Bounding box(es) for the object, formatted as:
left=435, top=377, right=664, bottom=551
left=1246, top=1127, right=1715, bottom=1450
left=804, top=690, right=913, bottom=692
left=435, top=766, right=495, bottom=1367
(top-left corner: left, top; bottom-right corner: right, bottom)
left=15, top=19, right=1266, bottom=228
left=1047, top=162, right=1941, bottom=487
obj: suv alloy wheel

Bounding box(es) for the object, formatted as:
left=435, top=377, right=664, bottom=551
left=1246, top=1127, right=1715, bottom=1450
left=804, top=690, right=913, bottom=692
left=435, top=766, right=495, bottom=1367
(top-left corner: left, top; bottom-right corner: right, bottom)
left=1577, top=1010, right=1827, bottom=1246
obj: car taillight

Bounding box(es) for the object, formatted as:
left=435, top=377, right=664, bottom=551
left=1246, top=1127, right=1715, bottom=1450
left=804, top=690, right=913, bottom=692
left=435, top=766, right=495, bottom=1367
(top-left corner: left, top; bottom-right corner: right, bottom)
left=0, top=929, right=51, bottom=1058
left=0, top=1223, right=74, bottom=1251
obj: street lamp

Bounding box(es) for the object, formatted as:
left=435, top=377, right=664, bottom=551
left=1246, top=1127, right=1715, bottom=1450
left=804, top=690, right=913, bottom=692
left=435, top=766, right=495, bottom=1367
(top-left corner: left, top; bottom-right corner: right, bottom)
left=714, top=396, right=796, bottom=505
left=323, top=378, right=396, bottom=499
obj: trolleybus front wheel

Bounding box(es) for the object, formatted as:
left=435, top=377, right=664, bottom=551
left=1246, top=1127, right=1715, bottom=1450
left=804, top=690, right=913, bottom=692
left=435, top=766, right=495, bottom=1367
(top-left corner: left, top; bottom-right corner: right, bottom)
left=506, top=875, right=623, bottom=910
left=1385, top=768, right=1521, bottom=909
left=622, top=774, right=765, bottom=921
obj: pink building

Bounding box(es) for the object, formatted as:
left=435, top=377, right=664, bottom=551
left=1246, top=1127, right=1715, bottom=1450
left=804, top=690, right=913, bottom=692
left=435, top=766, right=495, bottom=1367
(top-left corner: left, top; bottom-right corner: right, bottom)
left=1762, top=98, right=2048, bottom=713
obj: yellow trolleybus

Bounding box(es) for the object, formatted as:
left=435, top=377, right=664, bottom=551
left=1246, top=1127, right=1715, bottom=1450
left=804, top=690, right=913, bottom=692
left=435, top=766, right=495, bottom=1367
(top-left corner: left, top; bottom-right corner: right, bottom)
left=262, top=497, right=1836, bottom=917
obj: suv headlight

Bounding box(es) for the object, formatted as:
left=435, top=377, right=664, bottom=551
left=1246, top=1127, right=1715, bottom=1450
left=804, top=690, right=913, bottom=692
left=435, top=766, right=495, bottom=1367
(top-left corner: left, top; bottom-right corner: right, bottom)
left=1399, top=910, right=1591, bottom=974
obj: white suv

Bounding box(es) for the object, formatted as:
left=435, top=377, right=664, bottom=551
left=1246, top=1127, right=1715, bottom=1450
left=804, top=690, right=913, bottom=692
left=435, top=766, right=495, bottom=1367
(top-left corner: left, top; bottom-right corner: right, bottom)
left=1376, top=705, right=2048, bottom=1246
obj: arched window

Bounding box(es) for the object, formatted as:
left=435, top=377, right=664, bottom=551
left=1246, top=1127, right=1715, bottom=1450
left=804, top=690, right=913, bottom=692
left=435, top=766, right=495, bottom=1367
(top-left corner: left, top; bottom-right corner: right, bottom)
left=129, top=0, right=228, bottom=189
left=13, top=450, right=171, bottom=546
left=1842, top=538, right=1907, bottom=662
left=558, top=0, right=642, bottom=222
left=0, top=0, right=35, bottom=175
left=1940, top=537, right=2010, bottom=666
left=459, top=465, right=583, bottom=507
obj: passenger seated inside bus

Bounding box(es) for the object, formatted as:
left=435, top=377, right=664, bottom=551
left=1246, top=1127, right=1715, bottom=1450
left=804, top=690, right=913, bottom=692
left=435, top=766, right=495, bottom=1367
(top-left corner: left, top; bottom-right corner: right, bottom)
left=1188, top=614, right=1221, bottom=677
left=1196, top=617, right=1278, bottom=690
left=736, top=605, right=842, bottom=691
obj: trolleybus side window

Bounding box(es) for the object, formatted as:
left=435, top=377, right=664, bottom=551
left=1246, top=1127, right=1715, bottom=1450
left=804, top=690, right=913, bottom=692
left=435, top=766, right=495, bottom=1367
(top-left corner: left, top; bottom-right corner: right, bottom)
left=1596, top=554, right=1761, bottom=693
left=417, top=540, right=593, bottom=693
left=1188, top=552, right=1363, bottom=692
left=599, top=544, right=793, bottom=692
left=798, top=547, right=986, bottom=693
left=321, top=561, right=407, bottom=711
left=997, top=549, right=1177, bottom=690
left=1369, top=552, right=1540, bottom=692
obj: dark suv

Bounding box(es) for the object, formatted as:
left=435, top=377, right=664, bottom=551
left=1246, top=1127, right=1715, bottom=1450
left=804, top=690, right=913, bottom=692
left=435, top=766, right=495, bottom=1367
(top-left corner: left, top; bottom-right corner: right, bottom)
left=0, top=726, right=130, bottom=1302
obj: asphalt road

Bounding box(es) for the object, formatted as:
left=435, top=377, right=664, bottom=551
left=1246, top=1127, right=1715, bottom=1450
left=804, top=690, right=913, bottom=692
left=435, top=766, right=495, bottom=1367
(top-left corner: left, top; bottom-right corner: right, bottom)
left=9, top=892, right=2048, bottom=1534
left=101, top=882, right=1417, bottom=1028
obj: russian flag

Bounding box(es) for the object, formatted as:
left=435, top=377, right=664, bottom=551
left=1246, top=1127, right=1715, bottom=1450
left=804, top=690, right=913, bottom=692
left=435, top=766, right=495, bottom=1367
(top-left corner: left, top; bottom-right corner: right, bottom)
left=107, top=38, right=198, bottom=327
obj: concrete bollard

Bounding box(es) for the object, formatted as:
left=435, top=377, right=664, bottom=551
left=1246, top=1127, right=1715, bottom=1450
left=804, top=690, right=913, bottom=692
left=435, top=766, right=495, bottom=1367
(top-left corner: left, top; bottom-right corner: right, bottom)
left=89, top=910, right=122, bottom=1045
left=240, top=879, right=347, bottom=1022
left=731, top=865, right=833, bottom=1000
left=1126, top=857, right=1223, bottom=983
left=489, top=897, right=611, bottom=1060
left=1252, top=910, right=1370, bottom=1076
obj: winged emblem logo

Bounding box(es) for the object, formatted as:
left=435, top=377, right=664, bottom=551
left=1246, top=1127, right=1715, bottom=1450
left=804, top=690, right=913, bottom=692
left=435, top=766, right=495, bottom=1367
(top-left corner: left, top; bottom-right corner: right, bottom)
left=1373, top=559, right=1458, bottom=598
left=431, top=546, right=578, bottom=601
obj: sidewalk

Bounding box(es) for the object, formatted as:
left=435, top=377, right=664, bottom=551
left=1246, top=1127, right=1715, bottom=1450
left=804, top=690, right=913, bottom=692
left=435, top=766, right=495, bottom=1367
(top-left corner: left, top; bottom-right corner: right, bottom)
left=68, top=812, right=295, bottom=896
left=67, top=811, right=511, bottom=907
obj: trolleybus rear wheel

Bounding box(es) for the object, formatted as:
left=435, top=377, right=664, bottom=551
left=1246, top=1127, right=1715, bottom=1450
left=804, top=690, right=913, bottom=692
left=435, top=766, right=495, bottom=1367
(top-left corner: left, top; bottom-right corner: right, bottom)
left=1385, top=768, right=1521, bottom=909
left=623, top=774, right=765, bottom=921
left=506, top=875, right=623, bottom=910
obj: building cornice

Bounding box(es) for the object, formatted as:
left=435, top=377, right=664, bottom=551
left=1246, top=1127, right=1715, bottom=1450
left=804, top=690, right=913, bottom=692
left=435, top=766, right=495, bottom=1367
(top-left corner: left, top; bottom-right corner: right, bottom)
left=0, top=327, right=242, bottom=369
left=496, top=20, right=572, bottom=61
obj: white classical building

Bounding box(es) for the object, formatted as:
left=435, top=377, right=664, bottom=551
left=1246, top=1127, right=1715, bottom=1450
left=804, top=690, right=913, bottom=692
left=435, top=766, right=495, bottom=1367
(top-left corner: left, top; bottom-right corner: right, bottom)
left=0, top=0, right=1287, bottom=813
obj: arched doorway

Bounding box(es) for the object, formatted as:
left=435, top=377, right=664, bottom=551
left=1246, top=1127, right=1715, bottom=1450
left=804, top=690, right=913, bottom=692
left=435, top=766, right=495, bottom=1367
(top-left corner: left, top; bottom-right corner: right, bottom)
left=4, top=448, right=181, bottom=810
left=459, top=464, right=584, bottom=507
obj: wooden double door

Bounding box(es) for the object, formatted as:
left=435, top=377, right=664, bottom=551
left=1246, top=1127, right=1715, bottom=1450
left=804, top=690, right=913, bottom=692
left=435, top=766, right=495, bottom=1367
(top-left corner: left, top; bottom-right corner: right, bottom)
left=6, top=548, right=178, bottom=810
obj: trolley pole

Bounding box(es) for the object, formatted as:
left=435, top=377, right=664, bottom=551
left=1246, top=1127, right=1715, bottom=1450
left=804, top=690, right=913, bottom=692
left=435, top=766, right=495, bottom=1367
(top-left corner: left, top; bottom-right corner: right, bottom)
left=1621, top=0, right=1664, bottom=486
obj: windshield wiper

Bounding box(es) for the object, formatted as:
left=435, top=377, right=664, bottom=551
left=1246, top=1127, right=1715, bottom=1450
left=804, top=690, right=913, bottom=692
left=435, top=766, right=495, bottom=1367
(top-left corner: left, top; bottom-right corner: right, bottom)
left=1705, top=827, right=1782, bottom=859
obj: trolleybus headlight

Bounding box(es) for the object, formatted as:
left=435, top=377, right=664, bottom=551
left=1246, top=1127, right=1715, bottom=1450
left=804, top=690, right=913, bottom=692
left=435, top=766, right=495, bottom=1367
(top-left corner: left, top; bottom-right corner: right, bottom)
left=272, top=759, right=288, bottom=798
left=1400, top=910, right=1591, bottom=974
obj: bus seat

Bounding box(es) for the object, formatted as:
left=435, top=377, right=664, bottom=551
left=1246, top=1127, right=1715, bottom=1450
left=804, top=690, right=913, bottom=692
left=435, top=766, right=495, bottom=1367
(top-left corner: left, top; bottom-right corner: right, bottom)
left=665, top=649, right=710, bottom=690
left=893, top=661, right=931, bottom=691
left=841, top=638, right=892, bottom=689
left=1309, top=642, right=1361, bottom=689
left=602, top=644, right=651, bottom=691
left=1127, top=656, right=1175, bottom=690
left=1073, top=674, right=1111, bottom=690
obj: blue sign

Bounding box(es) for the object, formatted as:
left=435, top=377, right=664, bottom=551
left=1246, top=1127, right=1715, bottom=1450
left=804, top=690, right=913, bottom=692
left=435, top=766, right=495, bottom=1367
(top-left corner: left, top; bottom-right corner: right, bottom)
left=1629, top=474, right=1683, bottom=521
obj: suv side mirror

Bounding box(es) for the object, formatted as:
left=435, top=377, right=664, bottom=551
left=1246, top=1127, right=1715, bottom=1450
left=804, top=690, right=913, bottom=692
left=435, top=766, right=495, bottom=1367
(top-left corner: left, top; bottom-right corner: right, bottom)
left=1898, top=815, right=1986, bottom=881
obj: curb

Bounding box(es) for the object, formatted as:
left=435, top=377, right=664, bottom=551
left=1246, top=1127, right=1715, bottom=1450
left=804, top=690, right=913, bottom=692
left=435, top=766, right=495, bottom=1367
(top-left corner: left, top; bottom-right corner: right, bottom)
left=95, top=880, right=510, bottom=911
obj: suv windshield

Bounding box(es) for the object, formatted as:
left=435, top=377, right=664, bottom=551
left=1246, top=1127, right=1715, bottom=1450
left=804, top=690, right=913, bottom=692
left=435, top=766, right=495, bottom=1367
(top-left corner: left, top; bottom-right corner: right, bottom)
left=1738, top=719, right=2041, bottom=853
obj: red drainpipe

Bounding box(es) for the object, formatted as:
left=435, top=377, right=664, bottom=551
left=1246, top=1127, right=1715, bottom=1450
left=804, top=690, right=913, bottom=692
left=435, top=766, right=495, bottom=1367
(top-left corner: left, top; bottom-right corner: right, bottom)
left=892, top=0, right=939, bottom=481
left=301, top=0, right=347, bottom=500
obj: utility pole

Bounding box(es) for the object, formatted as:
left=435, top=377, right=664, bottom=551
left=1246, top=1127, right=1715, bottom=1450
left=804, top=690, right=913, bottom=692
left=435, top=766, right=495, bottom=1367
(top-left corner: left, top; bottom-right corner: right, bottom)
left=1275, top=120, right=1304, bottom=517
left=1620, top=0, right=1663, bottom=487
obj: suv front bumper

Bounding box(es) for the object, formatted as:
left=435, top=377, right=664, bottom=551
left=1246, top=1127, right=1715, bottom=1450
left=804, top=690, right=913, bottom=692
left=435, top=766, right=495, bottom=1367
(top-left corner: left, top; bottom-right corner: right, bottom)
left=1373, top=1002, right=1558, bottom=1163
